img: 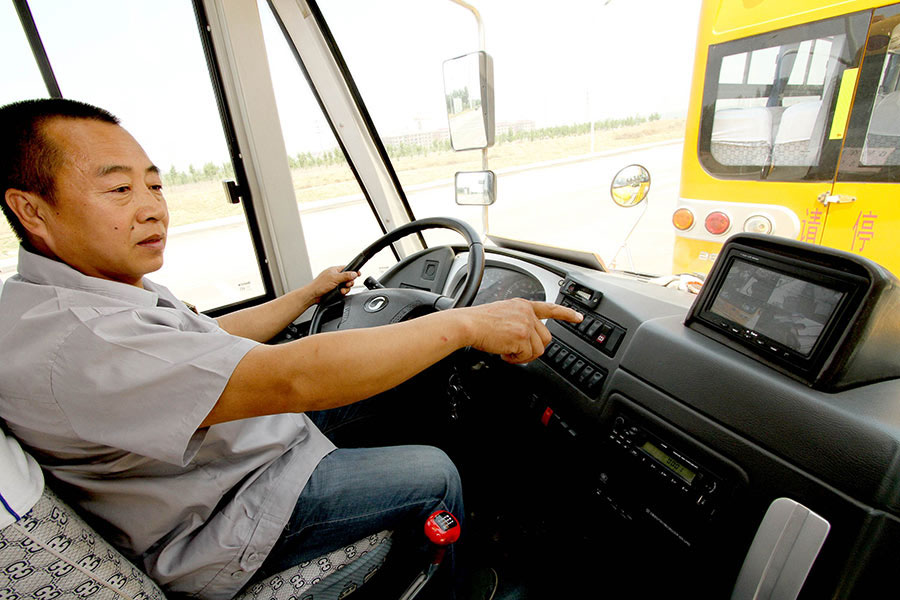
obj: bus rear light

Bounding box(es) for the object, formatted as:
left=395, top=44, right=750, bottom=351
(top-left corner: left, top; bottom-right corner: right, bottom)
left=743, top=215, right=773, bottom=234
left=705, top=211, right=731, bottom=235
left=672, top=208, right=695, bottom=231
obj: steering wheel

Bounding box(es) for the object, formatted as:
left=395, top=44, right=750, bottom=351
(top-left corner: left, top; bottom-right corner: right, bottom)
left=309, top=217, right=485, bottom=334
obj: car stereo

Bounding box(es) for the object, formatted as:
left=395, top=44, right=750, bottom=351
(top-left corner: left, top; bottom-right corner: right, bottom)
left=685, top=233, right=900, bottom=390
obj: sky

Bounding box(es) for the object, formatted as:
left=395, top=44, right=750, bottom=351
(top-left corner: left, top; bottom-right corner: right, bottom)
left=1, top=0, right=703, bottom=172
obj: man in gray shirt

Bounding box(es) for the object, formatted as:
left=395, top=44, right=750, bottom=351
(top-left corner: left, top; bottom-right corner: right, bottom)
left=0, top=99, right=581, bottom=599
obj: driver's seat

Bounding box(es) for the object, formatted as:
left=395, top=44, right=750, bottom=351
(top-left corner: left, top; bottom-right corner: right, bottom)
left=0, top=442, right=392, bottom=600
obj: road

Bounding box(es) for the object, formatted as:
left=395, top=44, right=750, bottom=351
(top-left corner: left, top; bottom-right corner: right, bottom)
left=408, top=140, right=683, bottom=274
left=20, top=140, right=683, bottom=311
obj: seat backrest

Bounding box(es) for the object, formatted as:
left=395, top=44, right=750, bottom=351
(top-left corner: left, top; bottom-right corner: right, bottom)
left=710, top=106, right=774, bottom=166
left=772, top=100, right=824, bottom=166
left=0, top=485, right=167, bottom=600
left=863, top=91, right=900, bottom=166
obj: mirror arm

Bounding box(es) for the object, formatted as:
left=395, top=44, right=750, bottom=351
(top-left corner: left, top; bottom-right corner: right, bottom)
left=445, top=0, right=492, bottom=239
left=611, top=201, right=650, bottom=270
left=481, top=147, right=489, bottom=238
left=447, top=0, right=485, bottom=50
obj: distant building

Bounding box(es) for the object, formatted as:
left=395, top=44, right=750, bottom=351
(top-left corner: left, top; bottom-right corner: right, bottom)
left=496, top=120, right=534, bottom=136
left=382, top=120, right=534, bottom=148
left=383, top=129, right=449, bottom=147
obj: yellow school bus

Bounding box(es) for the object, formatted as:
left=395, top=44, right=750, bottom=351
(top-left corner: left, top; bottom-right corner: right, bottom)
left=674, top=0, right=900, bottom=275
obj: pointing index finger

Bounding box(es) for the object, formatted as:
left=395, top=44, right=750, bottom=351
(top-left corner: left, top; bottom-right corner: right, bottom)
left=531, top=301, right=583, bottom=324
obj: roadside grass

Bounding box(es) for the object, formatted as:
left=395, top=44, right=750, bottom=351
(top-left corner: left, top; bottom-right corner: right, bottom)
left=0, top=118, right=684, bottom=262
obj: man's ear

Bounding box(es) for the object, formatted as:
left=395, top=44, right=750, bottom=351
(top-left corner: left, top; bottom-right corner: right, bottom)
left=5, top=189, right=51, bottom=242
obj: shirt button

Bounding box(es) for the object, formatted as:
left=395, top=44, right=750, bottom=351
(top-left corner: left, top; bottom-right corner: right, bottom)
left=231, top=571, right=244, bottom=579
left=248, top=553, right=259, bottom=563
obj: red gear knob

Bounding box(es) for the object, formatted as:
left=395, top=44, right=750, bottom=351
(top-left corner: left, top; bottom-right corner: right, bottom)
left=424, top=510, right=461, bottom=546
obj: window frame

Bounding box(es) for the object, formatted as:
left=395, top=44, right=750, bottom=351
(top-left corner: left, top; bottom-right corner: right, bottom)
left=193, top=0, right=276, bottom=317
left=697, top=10, right=871, bottom=182
left=9, top=0, right=278, bottom=315
left=836, top=3, right=900, bottom=184
left=265, top=0, right=429, bottom=264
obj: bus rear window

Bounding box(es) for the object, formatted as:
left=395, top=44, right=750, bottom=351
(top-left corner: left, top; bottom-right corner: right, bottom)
left=698, top=12, right=869, bottom=181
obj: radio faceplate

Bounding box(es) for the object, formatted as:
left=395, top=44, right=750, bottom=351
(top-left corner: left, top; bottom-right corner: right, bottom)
left=594, top=409, right=734, bottom=548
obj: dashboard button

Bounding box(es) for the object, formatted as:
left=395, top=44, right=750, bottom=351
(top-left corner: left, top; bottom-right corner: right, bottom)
left=545, top=343, right=561, bottom=360
left=578, top=316, right=594, bottom=333
left=578, top=366, right=594, bottom=384
left=422, top=260, right=439, bottom=281
left=569, top=359, right=585, bottom=377
left=562, top=354, right=578, bottom=372
left=554, top=349, right=569, bottom=365
left=587, top=371, right=606, bottom=391
left=595, top=324, right=613, bottom=346
left=605, top=327, right=624, bottom=353
left=586, top=321, right=602, bottom=338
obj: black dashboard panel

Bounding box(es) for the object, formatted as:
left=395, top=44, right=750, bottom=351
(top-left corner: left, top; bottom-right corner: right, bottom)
left=377, top=238, right=900, bottom=597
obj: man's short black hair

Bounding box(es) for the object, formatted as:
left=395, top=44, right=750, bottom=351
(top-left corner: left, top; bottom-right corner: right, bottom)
left=0, top=98, right=120, bottom=242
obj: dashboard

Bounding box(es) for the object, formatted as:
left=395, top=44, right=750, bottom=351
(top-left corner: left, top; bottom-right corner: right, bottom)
left=376, top=238, right=900, bottom=598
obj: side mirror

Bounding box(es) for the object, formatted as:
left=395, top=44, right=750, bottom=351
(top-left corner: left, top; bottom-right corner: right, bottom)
left=610, top=164, right=651, bottom=207
left=609, top=164, right=651, bottom=271
left=455, top=171, right=496, bottom=206
left=443, top=51, right=495, bottom=151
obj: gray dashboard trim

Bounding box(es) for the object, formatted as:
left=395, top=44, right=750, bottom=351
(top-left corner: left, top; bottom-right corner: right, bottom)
left=619, top=315, right=900, bottom=512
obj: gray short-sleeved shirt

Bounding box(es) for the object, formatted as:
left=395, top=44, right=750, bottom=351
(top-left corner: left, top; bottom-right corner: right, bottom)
left=0, top=247, right=336, bottom=599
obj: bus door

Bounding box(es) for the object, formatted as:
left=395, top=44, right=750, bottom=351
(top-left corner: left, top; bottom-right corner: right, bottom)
left=680, top=5, right=871, bottom=274
left=822, top=5, right=900, bottom=270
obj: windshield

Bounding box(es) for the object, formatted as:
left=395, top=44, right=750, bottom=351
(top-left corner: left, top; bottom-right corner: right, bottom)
left=318, top=0, right=702, bottom=275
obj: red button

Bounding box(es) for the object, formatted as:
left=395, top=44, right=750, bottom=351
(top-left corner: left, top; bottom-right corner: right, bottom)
left=541, top=407, right=554, bottom=426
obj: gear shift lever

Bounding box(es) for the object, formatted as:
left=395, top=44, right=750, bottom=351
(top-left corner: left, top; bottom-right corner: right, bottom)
left=399, top=510, right=461, bottom=600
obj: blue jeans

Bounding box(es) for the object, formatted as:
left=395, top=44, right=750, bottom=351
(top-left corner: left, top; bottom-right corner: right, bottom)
left=252, top=399, right=464, bottom=593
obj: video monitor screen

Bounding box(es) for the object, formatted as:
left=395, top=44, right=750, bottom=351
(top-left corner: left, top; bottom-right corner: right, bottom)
left=709, top=259, right=845, bottom=356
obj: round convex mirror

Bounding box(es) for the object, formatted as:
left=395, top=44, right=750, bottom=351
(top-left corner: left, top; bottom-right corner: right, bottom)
left=610, top=164, right=651, bottom=207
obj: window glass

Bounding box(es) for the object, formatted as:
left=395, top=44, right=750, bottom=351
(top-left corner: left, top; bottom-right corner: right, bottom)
left=257, top=2, right=397, bottom=278
left=719, top=53, right=747, bottom=85
left=0, top=4, right=47, bottom=106
left=840, top=7, right=900, bottom=177
left=0, top=2, right=49, bottom=280
left=317, top=0, right=482, bottom=250
left=747, top=47, right=779, bottom=84
left=318, top=0, right=702, bottom=276
left=18, top=0, right=267, bottom=311
left=699, top=13, right=868, bottom=179
left=787, top=41, right=813, bottom=86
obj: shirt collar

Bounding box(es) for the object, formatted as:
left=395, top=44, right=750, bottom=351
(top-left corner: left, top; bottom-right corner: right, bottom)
left=16, top=245, right=162, bottom=308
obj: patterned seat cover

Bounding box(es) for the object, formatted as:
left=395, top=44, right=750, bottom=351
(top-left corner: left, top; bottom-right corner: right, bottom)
left=0, top=486, right=391, bottom=600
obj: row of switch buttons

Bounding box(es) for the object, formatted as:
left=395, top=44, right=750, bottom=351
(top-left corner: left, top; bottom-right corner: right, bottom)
left=559, top=300, right=626, bottom=356
left=543, top=341, right=607, bottom=396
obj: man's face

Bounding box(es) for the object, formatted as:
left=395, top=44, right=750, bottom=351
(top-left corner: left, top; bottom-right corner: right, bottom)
left=38, top=118, right=169, bottom=287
